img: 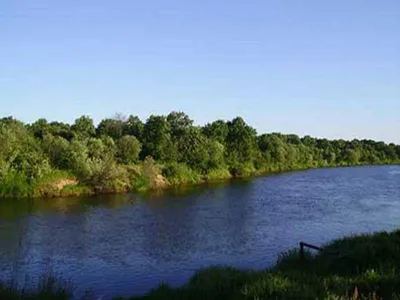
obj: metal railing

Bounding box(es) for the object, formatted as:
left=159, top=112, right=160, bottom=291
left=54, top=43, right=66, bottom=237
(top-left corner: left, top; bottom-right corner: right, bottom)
left=299, top=241, right=340, bottom=259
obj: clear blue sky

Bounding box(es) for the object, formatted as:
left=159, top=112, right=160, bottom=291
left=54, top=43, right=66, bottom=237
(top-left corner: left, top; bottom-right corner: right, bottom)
left=1, top=1, right=399, bottom=142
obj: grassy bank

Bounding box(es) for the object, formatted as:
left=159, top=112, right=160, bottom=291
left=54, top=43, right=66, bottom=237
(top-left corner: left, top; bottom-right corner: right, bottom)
left=1, top=161, right=399, bottom=200
left=1, top=230, right=400, bottom=299
left=127, top=230, right=400, bottom=300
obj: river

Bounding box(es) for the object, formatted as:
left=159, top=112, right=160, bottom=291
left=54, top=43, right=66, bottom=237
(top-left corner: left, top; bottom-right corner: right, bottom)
left=0, top=165, right=399, bottom=299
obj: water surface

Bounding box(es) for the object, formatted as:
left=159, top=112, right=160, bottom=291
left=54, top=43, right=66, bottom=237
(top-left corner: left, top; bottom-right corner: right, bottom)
left=0, top=166, right=399, bottom=299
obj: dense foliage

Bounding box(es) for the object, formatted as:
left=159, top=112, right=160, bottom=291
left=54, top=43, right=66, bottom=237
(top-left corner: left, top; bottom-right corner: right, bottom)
left=0, top=113, right=399, bottom=197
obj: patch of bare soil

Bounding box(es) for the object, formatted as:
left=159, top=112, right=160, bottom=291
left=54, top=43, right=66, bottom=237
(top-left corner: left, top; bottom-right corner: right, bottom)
left=53, top=178, right=78, bottom=190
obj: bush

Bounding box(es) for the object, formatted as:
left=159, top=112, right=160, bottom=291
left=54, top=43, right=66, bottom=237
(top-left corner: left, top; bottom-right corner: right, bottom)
left=32, top=169, right=76, bottom=198
left=83, top=158, right=130, bottom=192
left=229, top=163, right=255, bottom=178
left=0, top=170, right=31, bottom=198
left=60, top=184, right=93, bottom=197
left=162, top=162, right=201, bottom=185
left=204, top=168, right=231, bottom=181
left=142, top=156, right=166, bottom=189
left=116, top=135, right=142, bottom=164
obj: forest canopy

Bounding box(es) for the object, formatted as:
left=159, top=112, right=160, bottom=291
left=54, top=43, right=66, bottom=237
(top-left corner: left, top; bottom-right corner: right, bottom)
left=0, top=112, right=399, bottom=198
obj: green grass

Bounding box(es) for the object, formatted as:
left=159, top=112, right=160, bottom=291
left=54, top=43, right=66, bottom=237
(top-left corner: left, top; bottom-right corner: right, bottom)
left=1, top=162, right=399, bottom=199
left=60, top=184, right=93, bottom=197
left=126, top=230, right=400, bottom=300
left=203, top=167, right=232, bottom=181
left=0, top=170, right=31, bottom=198
left=0, top=169, right=84, bottom=199
left=32, top=170, right=77, bottom=198
left=162, top=163, right=202, bottom=185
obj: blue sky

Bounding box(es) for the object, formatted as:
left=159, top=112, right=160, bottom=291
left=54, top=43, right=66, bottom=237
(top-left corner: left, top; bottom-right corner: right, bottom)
left=1, top=0, right=399, bottom=142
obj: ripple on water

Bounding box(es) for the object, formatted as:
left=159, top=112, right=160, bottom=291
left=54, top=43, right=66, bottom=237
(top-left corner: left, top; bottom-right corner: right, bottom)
left=0, top=165, right=399, bottom=299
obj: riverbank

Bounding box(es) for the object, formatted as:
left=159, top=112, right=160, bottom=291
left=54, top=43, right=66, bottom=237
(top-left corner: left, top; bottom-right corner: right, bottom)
left=2, top=114, right=400, bottom=200
left=1, top=229, right=399, bottom=299
left=2, top=113, right=400, bottom=199
left=1, top=161, right=399, bottom=200
left=128, top=229, right=400, bottom=299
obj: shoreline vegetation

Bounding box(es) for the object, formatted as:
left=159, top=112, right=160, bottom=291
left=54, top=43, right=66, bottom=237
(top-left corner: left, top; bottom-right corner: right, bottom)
left=1, top=112, right=400, bottom=199
left=129, top=229, right=400, bottom=300
left=1, top=230, right=400, bottom=299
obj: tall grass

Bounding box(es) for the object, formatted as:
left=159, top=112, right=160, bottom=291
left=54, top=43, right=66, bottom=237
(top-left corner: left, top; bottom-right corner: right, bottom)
left=0, top=271, right=72, bottom=300
left=0, top=170, right=31, bottom=198
left=32, top=169, right=77, bottom=198
left=162, top=163, right=202, bottom=185
left=59, top=184, right=93, bottom=197
left=127, top=230, right=400, bottom=300
left=204, top=168, right=232, bottom=181
left=0, top=169, right=87, bottom=199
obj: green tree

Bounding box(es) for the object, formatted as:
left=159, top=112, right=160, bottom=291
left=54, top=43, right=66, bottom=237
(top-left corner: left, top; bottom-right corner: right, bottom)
left=202, top=120, right=229, bottom=144
left=142, top=115, right=177, bottom=161
left=258, top=134, right=286, bottom=165
left=345, top=148, right=361, bottom=165
left=167, top=111, right=193, bottom=138
left=0, top=120, right=50, bottom=183
left=123, top=115, right=144, bottom=139
left=206, top=140, right=225, bottom=170
left=42, top=134, right=71, bottom=169
left=28, top=118, right=49, bottom=139
left=116, top=135, right=142, bottom=164
left=72, top=116, right=95, bottom=139
left=225, top=117, right=257, bottom=166
left=175, top=127, right=209, bottom=171
left=1, top=111, right=400, bottom=198
left=96, top=118, right=124, bottom=140
left=67, top=138, right=90, bottom=176
left=286, top=134, right=301, bottom=145
left=87, top=137, right=116, bottom=160
left=48, top=121, right=74, bottom=140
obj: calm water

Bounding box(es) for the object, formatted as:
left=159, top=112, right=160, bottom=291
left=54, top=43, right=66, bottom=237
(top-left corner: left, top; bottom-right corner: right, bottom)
left=0, top=166, right=399, bottom=299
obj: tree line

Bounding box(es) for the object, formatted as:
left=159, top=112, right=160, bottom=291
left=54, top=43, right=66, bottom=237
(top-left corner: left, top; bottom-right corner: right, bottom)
left=0, top=112, right=399, bottom=198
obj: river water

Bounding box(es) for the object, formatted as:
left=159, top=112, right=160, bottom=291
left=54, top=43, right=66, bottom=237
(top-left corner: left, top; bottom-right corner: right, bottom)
left=0, top=165, right=399, bottom=299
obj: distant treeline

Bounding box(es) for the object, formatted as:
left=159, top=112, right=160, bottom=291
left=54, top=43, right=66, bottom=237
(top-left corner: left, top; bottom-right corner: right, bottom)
left=0, top=112, right=399, bottom=198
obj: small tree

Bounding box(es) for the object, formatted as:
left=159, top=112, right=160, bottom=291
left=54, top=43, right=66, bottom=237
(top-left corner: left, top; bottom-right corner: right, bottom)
left=116, top=135, right=142, bottom=164
left=72, top=116, right=95, bottom=139
left=143, top=156, right=161, bottom=189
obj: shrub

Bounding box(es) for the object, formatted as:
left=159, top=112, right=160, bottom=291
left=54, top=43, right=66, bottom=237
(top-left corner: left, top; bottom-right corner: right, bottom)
left=162, top=162, right=201, bottom=185
left=60, top=184, right=93, bottom=197
left=204, top=168, right=231, bottom=181
left=0, top=170, right=31, bottom=198
left=32, top=169, right=76, bottom=198
left=142, top=156, right=166, bottom=189
left=116, top=135, right=142, bottom=164
left=229, top=163, right=255, bottom=178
